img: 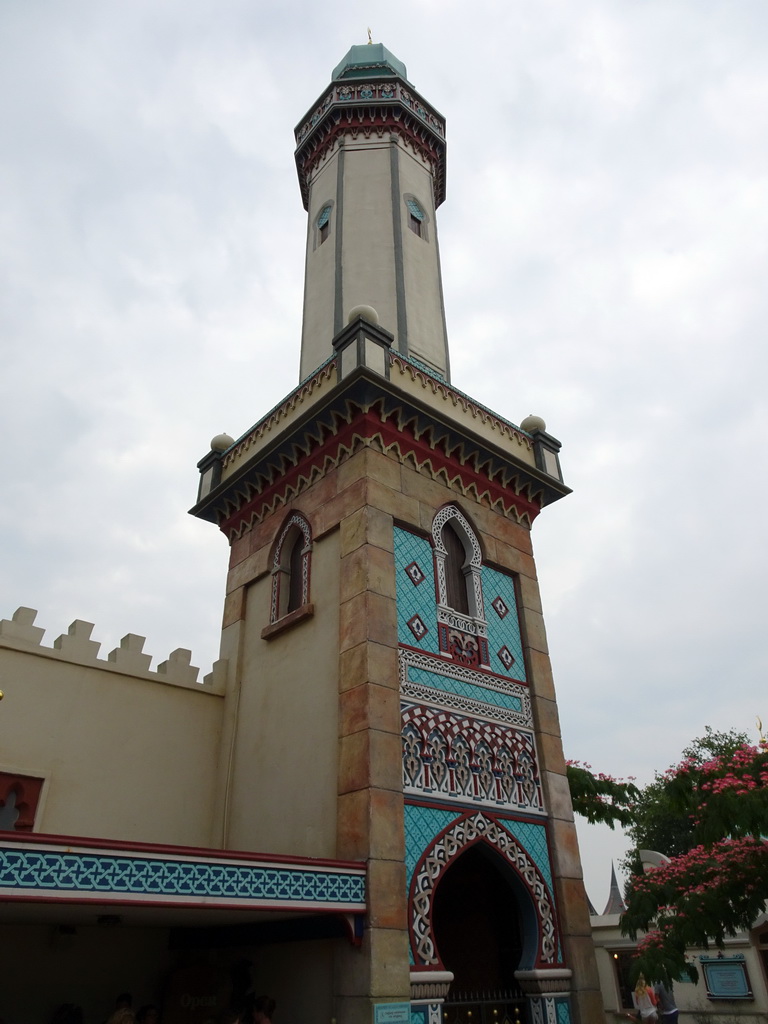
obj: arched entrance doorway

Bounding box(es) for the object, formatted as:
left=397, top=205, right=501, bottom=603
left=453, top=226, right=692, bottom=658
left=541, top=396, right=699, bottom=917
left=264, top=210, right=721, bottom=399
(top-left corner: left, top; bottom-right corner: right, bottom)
left=432, top=844, right=527, bottom=1022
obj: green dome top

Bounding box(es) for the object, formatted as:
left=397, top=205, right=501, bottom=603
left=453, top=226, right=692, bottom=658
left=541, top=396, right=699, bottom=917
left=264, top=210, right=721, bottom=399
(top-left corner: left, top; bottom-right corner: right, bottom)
left=332, top=43, right=408, bottom=83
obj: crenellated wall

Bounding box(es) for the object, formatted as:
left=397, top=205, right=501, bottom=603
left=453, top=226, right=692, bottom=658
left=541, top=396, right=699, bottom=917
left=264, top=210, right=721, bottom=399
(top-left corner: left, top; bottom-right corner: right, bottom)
left=0, top=606, right=227, bottom=848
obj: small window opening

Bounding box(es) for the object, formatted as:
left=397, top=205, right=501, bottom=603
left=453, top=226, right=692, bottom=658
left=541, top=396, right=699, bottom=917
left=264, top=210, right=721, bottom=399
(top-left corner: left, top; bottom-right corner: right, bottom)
left=442, top=523, right=469, bottom=615
left=269, top=513, right=312, bottom=625
left=317, top=205, right=332, bottom=244
left=406, top=198, right=425, bottom=238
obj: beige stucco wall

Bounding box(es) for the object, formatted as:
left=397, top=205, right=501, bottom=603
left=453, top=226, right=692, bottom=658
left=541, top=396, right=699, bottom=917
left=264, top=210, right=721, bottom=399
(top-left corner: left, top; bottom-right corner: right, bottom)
left=398, top=146, right=447, bottom=376
left=340, top=140, right=398, bottom=341
left=298, top=134, right=450, bottom=382
left=224, top=529, right=340, bottom=859
left=301, top=147, right=339, bottom=379
left=0, top=631, right=224, bottom=846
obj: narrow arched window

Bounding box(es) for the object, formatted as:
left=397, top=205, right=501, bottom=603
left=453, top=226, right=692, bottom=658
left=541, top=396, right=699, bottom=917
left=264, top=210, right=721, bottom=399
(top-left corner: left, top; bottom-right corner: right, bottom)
left=287, top=530, right=304, bottom=613
left=442, top=522, right=469, bottom=614
left=432, top=506, right=484, bottom=622
left=317, top=204, right=332, bottom=245
left=269, top=512, right=312, bottom=623
left=405, top=197, right=427, bottom=239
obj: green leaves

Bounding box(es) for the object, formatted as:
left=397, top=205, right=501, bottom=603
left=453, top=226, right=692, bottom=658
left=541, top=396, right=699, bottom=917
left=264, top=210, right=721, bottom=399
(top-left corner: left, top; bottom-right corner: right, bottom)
left=566, top=761, right=639, bottom=829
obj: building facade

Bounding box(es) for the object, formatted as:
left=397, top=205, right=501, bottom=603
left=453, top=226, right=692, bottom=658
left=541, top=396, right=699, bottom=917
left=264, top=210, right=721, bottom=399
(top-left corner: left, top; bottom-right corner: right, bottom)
left=0, top=44, right=601, bottom=1024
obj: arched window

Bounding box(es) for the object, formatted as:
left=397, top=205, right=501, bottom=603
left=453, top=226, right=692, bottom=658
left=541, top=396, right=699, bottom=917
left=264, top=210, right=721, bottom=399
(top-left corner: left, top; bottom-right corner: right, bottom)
left=442, top=522, right=470, bottom=615
left=432, top=506, right=488, bottom=666
left=405, top=196, right=428, bottom=240
left=316, top=204, right=332, bottom=245
left=432, top=506, right=483, bottom=621
left=269, top=512, right=312, bottom=623
left=287, top=531, right=304, bottom=613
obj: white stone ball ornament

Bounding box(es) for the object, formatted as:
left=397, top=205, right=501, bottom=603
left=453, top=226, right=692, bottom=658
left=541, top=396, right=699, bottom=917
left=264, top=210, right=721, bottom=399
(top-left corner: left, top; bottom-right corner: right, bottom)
left=210, top=433, right=235, bottom=452
left=520, top=414, right=546, bottom=434
left=347, top=305, right=379, bottom=325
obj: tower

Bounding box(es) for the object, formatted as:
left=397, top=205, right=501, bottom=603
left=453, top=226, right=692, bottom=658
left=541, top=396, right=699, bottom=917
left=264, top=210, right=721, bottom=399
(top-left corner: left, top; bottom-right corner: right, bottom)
left=192, top=43, right=601, bottom=1024
left=296, top=43, right=450, bottom=381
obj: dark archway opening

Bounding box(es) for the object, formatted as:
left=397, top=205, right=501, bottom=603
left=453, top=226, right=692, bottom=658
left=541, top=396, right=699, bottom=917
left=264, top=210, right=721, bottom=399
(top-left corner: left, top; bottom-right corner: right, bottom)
left=432, top=843, right=524, bottom=997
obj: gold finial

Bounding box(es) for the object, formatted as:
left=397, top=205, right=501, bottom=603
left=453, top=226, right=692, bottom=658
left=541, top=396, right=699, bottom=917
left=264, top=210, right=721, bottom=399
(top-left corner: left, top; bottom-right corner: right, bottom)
left=757, top=716, right=765, bottom=743
left=0, top=690, right=4, bottom=700
left=367, top=27, right=373, bottom=44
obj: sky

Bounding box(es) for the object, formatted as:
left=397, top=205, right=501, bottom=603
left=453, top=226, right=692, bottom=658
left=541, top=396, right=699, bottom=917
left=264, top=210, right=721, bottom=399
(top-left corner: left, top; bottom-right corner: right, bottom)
left=2, top=0, right=768, bottom=910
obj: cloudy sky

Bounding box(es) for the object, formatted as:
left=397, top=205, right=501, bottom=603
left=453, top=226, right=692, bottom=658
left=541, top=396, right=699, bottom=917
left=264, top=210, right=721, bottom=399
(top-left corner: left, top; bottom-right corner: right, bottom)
left=2, top=0, right=767, bottom=907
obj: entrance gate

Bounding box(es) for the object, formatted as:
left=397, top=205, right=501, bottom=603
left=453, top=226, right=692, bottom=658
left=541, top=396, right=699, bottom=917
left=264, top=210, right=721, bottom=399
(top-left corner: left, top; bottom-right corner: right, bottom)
left=432, top=845, right=528, bottom=1022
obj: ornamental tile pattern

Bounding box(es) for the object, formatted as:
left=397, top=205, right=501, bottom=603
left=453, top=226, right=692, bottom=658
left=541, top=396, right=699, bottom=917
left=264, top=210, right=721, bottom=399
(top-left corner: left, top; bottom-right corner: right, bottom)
left=404, top=804, right=458, bottom=888
left=394, top=527, right=527, bottom=683
left=481, top=564, right=526, bottom=682
left=404, top=561, right=426, bottom=586
left=498, top=646, right=515, bottom=671
left=404, top=662, right=525, bottom=718
left=395, top=529, right=440, bottom=656
left=404, top=806, right=561, bottom=969
left=0, top=846, right=365, bottom=909
left=399, top=650, right=531, bottom=721
left=407, top=615, right=429, bottom=642
left=401, top=704, right=543, bottom=813
left=530, top=997, right=571, bottom=1024
left=497, top=817, right=554, bottom=896
left=408, top=811, right=557, bottom=968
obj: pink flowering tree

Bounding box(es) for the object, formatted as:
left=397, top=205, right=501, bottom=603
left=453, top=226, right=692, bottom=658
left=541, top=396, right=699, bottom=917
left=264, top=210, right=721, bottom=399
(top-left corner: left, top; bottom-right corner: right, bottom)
left=620, top=729, right=768, bottom=985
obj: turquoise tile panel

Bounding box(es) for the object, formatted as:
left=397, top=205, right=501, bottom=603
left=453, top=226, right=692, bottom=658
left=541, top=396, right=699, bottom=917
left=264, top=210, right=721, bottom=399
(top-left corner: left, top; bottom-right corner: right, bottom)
left=406, top=664, right=523, bottom=714
left=404, top=804, right=458, bottom=887
left=482, top=564, right=527, bottom=681
left=404, top=803, right=459, bottom=966
left=394, top=528, right=440, bottom=655
left=557, top=999, right=572, bottom=1024
left=496, top=817, right=553, bottom=894
left=0, top=847, right=365, bottom=907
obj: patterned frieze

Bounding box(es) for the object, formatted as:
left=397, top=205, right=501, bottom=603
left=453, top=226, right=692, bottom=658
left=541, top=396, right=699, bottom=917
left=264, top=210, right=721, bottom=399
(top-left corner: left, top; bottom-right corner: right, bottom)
left=0, top=836, right=366, bottom=914
left=399, top=651, right=532, bottom=726
left=295, top=81, right=445, bottom=146
left=294, top=80, right=446, bottom=210
left=192, top=361, right=568, bottom=539
left=401, top=702, right=543, bottom=814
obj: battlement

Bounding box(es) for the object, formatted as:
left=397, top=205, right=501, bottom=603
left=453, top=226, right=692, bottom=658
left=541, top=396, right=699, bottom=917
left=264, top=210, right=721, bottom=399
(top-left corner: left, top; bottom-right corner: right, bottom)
left=0, top=607, right=227, bottom=694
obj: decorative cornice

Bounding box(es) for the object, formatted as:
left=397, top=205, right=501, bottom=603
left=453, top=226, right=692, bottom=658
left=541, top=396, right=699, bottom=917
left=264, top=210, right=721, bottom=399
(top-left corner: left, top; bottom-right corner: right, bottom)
left=390, top=355, right=533, bottom=448
left=294, top=79, right=446, bottom=210
left=191, top=365, right=570, bottom=540
left=222, top=358, right=336, bottom=471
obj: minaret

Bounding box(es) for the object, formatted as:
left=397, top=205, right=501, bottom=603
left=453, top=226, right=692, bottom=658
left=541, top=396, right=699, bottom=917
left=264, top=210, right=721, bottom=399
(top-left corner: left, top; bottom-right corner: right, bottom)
left=295, top=43, right=450, bottom=381
left=192, top=42, right=601, bottom=1024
